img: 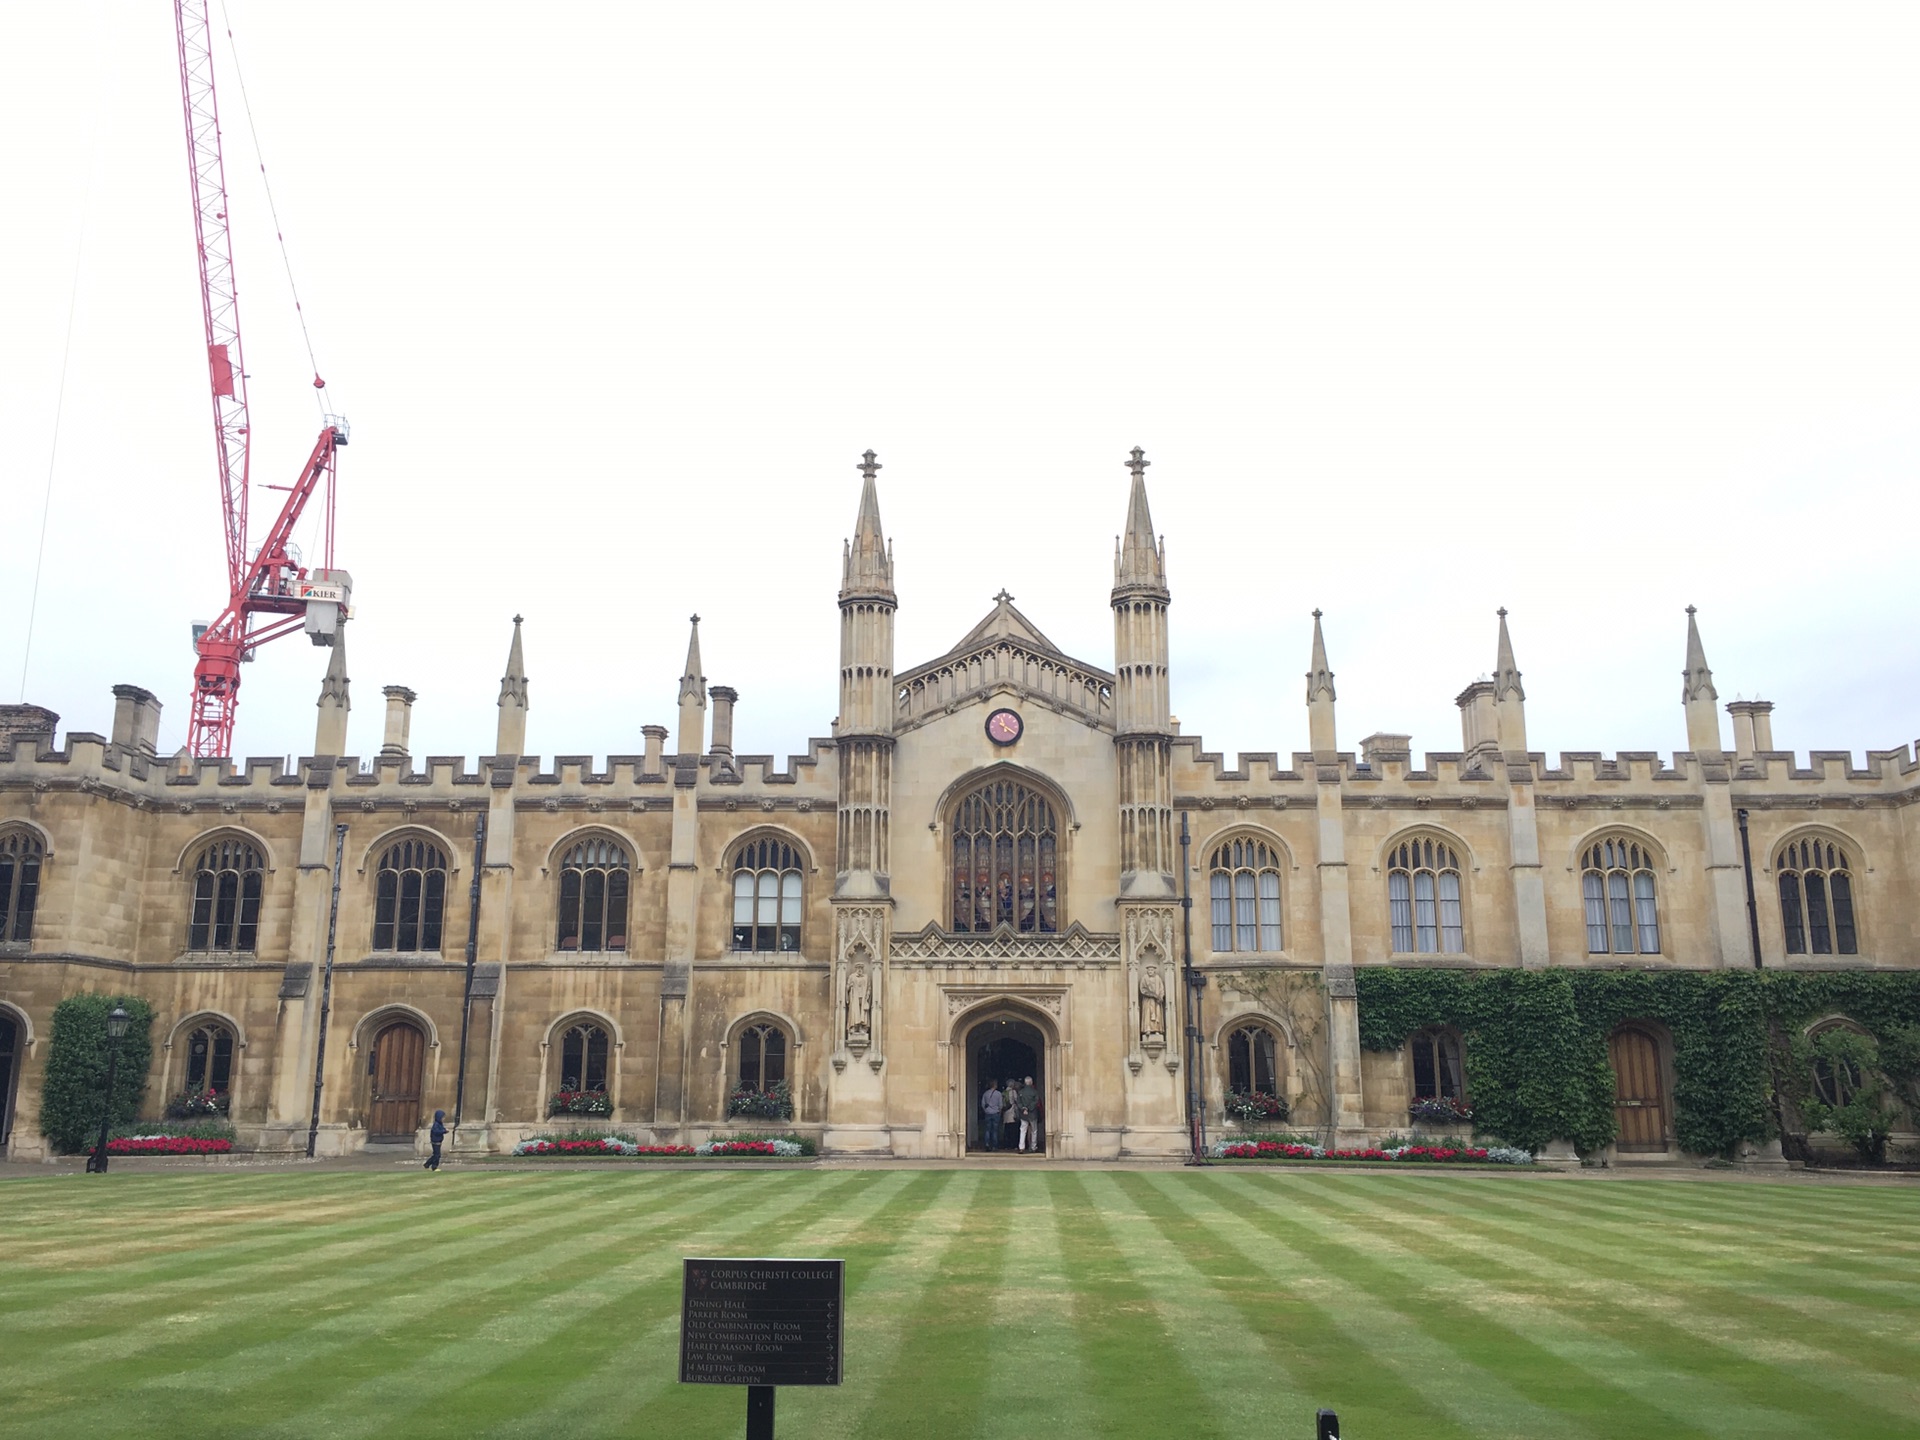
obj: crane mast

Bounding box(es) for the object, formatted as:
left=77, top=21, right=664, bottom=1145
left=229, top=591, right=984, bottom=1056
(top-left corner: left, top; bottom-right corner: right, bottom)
left=175, top=0, right=349, bottom=759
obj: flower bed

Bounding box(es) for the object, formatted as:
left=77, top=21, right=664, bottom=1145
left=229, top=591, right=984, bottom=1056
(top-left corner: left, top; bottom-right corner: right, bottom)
left=106, top=1135, right=233, bottom=1155
left=697, top=1138, right=807, bottom=1157
left=513, top=1138, right=692, bottom=1157
left=1214, top=1139, right=1533, bottom=1164
left=1224, top=1090, right=1290, bottom=1124
left=547, top=1090, right=614, bottom=1117
left=726, top=1081, right=795, bottom=1121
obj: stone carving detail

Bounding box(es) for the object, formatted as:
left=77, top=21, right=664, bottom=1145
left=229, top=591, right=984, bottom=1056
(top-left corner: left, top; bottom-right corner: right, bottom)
left=835, top=905, right=887, bottom=1053
left=1123, top=906, right=1177, bottom=1053
left=889, top=921, right=1120, bottom=965
left=1138, top=965, right=1167, bottom=1045
left=845, top=963, right=872, bottom=1042
left=946, top=989, right=1063, bottom=1017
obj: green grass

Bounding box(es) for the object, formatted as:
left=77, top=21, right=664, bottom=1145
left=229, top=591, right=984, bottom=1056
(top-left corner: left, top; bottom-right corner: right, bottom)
left=1, top=1168, right=1916, bottom=1439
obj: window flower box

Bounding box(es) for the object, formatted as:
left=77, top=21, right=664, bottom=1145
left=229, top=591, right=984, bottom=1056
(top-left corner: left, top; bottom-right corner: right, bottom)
left=548, top=1089, right=613, bottom=1117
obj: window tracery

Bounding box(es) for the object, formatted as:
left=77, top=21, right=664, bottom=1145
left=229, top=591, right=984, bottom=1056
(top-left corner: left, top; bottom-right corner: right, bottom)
left=732, top=837, right=802, bottom=952
left=1209, top=837, right=1282, bottom=952
left=373, top=837, right=449, bottom=953
left=1581, top=837, right=1660, bottom=954
left=0, top=829, right=42, bottom=944
left=558, top=837, right=631, bottom=952
left=737, top=1021, right=789, bottom=1093
left=188, top=838, right=263, bottom=953
left=1226, top=1023, right=1280, bottom=1095
left=1777, top=838, right=1858, bottom=956
left=182, top=1021, right=235, bottom=1098
left=1387, top=836, right=1464, bottom=954
left=558, top=1022, right=610, bottom=1092
left=950, top=779, right=1058, bottom=933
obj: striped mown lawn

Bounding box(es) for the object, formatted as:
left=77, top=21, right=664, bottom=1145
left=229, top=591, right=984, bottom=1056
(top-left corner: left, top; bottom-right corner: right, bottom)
left=1, top=1168, right=1915, bottom=1438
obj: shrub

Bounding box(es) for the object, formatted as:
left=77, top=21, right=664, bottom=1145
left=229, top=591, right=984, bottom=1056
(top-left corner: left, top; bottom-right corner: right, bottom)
left=547, top=1089, right=613, bottom=1117
left=727, top=1081, right=795, bottom=1121
left=1796, top=1029, right=1897, bottom=1164
left=1223, top=1090, right=1290, bottom=1123
left=38, top=996, right=154, bottom=1154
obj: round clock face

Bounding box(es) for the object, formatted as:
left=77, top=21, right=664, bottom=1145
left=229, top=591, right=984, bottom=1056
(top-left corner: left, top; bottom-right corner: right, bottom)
left=985, top=708, right=1023, bottom=746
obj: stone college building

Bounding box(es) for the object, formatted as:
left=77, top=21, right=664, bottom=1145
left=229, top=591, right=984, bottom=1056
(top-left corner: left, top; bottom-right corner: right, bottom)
left=1, top=451, right=1915, bottom=1159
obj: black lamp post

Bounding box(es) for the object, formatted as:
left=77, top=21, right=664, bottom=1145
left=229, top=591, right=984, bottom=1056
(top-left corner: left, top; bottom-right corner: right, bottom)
left=85, top=1003, right=131, bottom=1174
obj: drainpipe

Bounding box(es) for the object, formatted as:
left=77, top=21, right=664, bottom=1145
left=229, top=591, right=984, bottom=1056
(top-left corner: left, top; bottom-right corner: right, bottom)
left=1736, top=808, right=1763, bottom=970
left=1179, top=811, right=1208, bottom=1164
left=452, top=814, right=486, bottom=1142
left=306, top=824, right=348, bottom=1159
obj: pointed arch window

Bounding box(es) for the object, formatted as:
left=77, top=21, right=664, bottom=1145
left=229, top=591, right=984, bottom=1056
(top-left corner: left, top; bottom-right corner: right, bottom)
left=737, top=1021, right=789, bottom=1093
left=1209, top=837, right=1283, bottom=952
left=1777, top=838, right=1857, bottom=956
left=559, top=1022, right=611, bottom=1093
left=1227, top=1023, right=1280, bottom=1095
left=732, top=837, right=802, bottom=952
left=0, top=829, right=43, bottom=944
left=1410, top=1028, right=1464, bottom=1101
left=951, top=779, right=1058, bottom=933
left=1387, top=837, right=1464, bottom=954
left=188, top=838, right=264, bottom=953
left=373, top=838, right=449, bottom=953
left=1581, top=837, right=1660, bottom=954
left=558, top=837, right=631, bottom=952
left=182, top=1022, right=236, bottom=1099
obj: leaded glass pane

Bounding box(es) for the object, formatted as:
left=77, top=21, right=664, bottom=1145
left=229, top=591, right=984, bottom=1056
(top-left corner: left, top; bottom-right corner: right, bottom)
left=1413, top=870, right=1437, bottom=953
left=1608, top=871, right=1633, bottom=955
left=1437, top=870, right=1463, bottom=953
left=1389, top=870, right=1413, bottom=953
left=1234, top=870, right=1256, bottom=951
left=1831, top=872, right=1857, bottom=955
left=1634, top=871, right=1659, bottom=953
left=1258, top=870, right=1282, bottom=950
left=1806, top=873, right=1832, bottom=954
left=1780, top=872, right=1805, bottom=954
left=1583, top=870, right=1608, bottom=952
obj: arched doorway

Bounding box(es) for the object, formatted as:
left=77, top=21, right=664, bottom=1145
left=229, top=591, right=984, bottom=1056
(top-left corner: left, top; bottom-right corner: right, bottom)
left=367, top=1019, right=427, bottom=1141
left=963, top=1011, right=1048, bottom=1155
left=0, top=1011, right=20, bottom=1148
left=1608, top=1024, right=1668, bottom=1152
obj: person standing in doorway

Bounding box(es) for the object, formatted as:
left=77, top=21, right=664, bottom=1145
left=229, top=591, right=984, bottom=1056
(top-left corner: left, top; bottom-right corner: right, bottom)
left=1002, top=1078, right=1021, bottom=1150
left=1017, top=1075, right=1039, bottom=1153
left=425, top=1109, right=448, bottom=1171
left=981, top=1077, right=1004, bottom=1152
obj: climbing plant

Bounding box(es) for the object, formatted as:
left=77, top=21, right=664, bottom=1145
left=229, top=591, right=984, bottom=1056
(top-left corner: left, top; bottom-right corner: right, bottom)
left=1354, top=968, right=1920, bottom=1158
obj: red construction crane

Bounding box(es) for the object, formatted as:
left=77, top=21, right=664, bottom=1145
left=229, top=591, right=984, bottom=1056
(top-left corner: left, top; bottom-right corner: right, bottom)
left=175, top=0, right=349, bottom=758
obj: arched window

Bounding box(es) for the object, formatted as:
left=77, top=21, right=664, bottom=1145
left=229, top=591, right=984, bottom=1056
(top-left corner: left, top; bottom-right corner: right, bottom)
left=1778, top=838, right=1858, bottom=956
left=0, top=830, right=44, bottom=943
left=1409, top=1028, right=1464, bottom=1101
left=1387, top=837, right=1465, bottom=954
left=183, top=1022, right=235, bottom=1097
left=1209, top=838, right=1283, bottom=952
left=1226, top=1024, right=1280, bottom=1095
left=1809, top=1023, right=1867, bottom=1107
left=557, top=837, right=631, bottom=952
left=731, top=837, right=802, bottom=952
left=373, top=838, right=449, bottom=953
left=950, top=779, right=1059, bottom=933
left=188, top=838, right=263, bottom=953
left=558, top=1022, right=610, bottom=1092
left=1581, top=837, right=1660, bottom=954
left=737, top=1022, right=789, bottom=1093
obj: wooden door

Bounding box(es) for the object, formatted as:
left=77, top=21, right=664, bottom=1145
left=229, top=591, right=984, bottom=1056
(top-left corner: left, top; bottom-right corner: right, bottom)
left=1609, top=1026, right=1667, bottom=1152
left=368, top=1021, right=425, bottom=1140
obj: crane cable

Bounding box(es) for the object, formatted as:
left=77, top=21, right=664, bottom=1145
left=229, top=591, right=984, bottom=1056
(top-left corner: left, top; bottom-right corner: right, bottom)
left=218, top=1, right=330, bottom=420
left=17, top=240, right=85, bottom=705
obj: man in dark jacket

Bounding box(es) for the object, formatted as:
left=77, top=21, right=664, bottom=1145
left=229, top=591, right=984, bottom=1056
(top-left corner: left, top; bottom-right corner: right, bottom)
left=425, top=1109, right=448, bottom=1171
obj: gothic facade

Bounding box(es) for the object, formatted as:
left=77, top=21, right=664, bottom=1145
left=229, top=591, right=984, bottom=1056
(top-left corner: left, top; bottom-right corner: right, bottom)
left=1, top=451, right=1915, bottom=1159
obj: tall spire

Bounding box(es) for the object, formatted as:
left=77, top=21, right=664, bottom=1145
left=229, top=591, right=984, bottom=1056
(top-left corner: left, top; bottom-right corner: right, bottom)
left=1306, top=609, right=1337, bottom=758
left=314, top=620, right=350, bottom=756
left=496, top=614, right=529, bottom=756
left=1492, top=608, right=1527, bottom=755
left=677, top=613, right=707, bottom=758
left=841, top=450, right=895, bottom=600
left=1112, top=447, right=1168, bottom=598
left=1682, top=605, right=1723, bottom=755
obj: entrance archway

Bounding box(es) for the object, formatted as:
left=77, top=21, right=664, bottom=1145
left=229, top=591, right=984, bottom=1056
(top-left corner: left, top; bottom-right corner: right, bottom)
left=0, top=1011, right=19, bottom=1148
left=962, top=1011, right=1049, bottom=1155
left=367, top=1020, right=426, bottom=1140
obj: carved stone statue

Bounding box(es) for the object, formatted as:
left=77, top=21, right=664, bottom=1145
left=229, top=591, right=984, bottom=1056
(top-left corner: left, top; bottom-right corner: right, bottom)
left=845, top=962, right=873, bottom=1042
left=1139, top=964, right=1167, bottom=1045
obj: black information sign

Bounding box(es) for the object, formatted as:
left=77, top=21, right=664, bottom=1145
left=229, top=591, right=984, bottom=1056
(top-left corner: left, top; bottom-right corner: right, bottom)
left=679, top=1258, right=845, bottom=1388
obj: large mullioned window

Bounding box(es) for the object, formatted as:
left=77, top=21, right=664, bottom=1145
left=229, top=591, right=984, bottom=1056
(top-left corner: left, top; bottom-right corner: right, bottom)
left=732, top=837, right=802, bottom=953
left=951, top=780, right=1058, bottom=934
left=1777, top=838, right=1858, bottom=956
left=1209, top=838, right=1283, bottom=953
left=373, top=838, right=449, bottom=952
left=558, top=837, right=631, bottom=952
left=188, top=838, right=263, bottom=953
left=1581, top=837, right=1661, bottom=954
left=1387, top=837, right=1464, bottom=954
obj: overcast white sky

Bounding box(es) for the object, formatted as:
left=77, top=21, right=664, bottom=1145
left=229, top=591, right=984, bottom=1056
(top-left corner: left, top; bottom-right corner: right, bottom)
left=4, top=4, right=1916, bottom=770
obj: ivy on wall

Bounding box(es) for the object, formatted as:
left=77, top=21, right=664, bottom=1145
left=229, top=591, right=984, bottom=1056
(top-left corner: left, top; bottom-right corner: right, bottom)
left=37, top=994, right=154, bottom=1154
left=1354, top=968, right=1920, bottom=1157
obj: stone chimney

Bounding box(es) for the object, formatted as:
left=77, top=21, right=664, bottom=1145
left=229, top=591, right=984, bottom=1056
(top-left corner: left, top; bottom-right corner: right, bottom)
left=109, top=686, right=163, bottom=756
left=641, top=724, right=668, bottom=777
left=708, top=686, right=737, bottom=768
left=1455, top=680, right=1500, bottom=767
left=0, top=704, right=58, bottom=757
left=381, top=686, right=416, bottom=760
left=1359, top=733, right=1412, bottom=770
left=1727, top=698, right=1775, bottom=760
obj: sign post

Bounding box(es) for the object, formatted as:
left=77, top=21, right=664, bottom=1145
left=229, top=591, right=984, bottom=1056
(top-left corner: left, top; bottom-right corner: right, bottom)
left=681, top=1258, right=844, bottom=1438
